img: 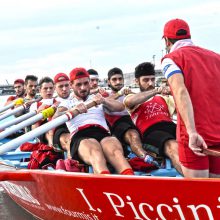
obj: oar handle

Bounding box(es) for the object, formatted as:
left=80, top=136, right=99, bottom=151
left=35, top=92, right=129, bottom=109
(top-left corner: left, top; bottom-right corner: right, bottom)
left=69, top=101, right=97, bottom=117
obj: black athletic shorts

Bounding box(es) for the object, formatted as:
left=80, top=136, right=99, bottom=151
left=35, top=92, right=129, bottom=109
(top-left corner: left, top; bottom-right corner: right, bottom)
left=109, top=115, right=138, bottom=144
left=70, top=125, right=110, bottom=161
left=53, top=124, right=69, bottom=149
left=143, top=121, right=176, bottom=156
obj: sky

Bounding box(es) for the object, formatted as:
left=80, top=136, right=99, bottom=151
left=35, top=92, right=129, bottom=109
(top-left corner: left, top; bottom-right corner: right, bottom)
left=0, top=0, right=220, bottom=84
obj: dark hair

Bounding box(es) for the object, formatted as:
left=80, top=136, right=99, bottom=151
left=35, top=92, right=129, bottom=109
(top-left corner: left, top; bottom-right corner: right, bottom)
left=134, top=62, right=155, bottom=78
left=87, top=69, right=98, bottom=76
left=108, top=67, right=123, bottom=80
left=39, top=77, right=54, bottom=88
left=25, top=75, right=38, bottom=84
left=168, top=29, right=191, bottom=44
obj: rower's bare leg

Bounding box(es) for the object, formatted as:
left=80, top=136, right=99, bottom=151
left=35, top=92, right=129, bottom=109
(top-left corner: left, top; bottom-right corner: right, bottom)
left=60, top=133, right=71, bottom=159
left=78, top=138, right=109, bottom=174
left=181, top=166, right=208, bottom=178
left=101, top=136, right=132, bottom=174
left=164, top=139, right=182, bottom=175
left=124, top=129, right=146, bottom=157
left=209, top=173, right=220, bottom=178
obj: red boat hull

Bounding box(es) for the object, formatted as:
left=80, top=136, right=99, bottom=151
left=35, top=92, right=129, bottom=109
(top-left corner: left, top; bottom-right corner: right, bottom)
left=0, top=170, right=220, bottom=220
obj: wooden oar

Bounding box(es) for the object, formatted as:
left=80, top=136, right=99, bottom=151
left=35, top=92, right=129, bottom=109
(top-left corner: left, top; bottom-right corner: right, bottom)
left=0, top=105, right=55, bottom=141
left=0, top=101, right=96, bottom=155
left=203, top=146, right=220, bottom=157
left=0, top=111, right=37, bottom=130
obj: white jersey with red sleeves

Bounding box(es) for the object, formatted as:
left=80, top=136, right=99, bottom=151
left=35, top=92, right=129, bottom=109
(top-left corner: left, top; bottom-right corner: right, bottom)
left=29, top=98, right=56, bottom=112
left=59, top=94, right=109, bottom=136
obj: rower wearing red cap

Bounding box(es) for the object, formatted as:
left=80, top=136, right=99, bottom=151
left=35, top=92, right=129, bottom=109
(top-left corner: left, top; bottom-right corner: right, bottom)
left=52, top=72, right=72, bottom=157
left=57, top=67, right=134, bottom=175
left=4, top=79, right=25, bottom=106
left=161, top=18, right=220, bottom=178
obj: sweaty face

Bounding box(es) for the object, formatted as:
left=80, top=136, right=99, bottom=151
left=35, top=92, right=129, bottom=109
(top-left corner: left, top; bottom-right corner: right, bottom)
left=40, top=82, right=55, bottom=99
left=55, top=80, right=70, bottom=99
left=108, top=74, right=124, bottom=92
left=89, top=77, right=99, bottom=89
left=137, top=75, right=155, bottom=92
left=71, top=77, right=90, bottom=100
left=25, top=80, right=38, bottom=97
left=14, top=83, right=25, bottom=97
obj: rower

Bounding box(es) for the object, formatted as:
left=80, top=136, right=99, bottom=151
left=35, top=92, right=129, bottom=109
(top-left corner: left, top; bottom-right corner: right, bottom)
left=124, top=62, right=182, bottom=174
left=4, top=79, right=25, bottom=106
left=104, top=67, right=150, bottom=162
left=52, top=73, right=71, bottom=158
left=57, top=67, right=134, bottom=175
left=29, top=77, right=56, bottom=146
left=88, top=69, right=109, bottom=97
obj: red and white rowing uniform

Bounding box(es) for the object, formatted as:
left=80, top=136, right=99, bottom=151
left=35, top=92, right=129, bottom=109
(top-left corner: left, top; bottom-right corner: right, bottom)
left=125, top=95, right=174, bottom=137
left=59, top=94, right=109, bottom=137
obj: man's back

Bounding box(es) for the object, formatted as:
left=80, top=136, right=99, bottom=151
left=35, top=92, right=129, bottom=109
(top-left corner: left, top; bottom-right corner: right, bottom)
left=165, top=45, right=220, bottom=145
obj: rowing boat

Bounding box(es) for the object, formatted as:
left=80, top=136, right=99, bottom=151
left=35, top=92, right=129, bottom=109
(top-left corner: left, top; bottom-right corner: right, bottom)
left=0, top=100, right=220, bottom=219
left=0, top=160, right=219, bottom=220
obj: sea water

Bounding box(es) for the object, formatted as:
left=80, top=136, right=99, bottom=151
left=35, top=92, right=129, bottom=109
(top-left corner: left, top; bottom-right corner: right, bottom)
left=0, top=95, right=36, bottom=219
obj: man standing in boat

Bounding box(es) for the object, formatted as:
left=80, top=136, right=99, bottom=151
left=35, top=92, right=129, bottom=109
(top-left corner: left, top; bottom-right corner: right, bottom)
left=105, top=67, right=151, bottom=162
left=4, top=79, right=25, bottom=106
left=124, top=62, right=182, bottom=174
left=161, top=18, right=220, bottom=178
left=58, top=67, right=134, bottom=175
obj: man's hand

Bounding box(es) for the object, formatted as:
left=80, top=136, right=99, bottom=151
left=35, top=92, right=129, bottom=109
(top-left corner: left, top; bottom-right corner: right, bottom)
left=188, top=132, right=207, bottom=156
left=118, top=87, right=132, bottom=96
left=74, top=103, right=87, bottom=114
left=157, top=86, right=171, bottom=95
left=93, top=93, right=105, bottom=105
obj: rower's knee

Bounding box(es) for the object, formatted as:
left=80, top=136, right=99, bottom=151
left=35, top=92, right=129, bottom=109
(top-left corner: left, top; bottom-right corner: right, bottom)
left=164, top=139, right=178, bottom=158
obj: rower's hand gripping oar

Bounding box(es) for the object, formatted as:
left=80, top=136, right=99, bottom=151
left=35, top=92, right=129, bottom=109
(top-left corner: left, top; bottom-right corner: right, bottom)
left=0, top=99, right=54, bottom=141
left=0, top=98, right=24, bottom=114
left=0, top=101, right=97, bottom=155
left=0, top=97, right=42, bottom=122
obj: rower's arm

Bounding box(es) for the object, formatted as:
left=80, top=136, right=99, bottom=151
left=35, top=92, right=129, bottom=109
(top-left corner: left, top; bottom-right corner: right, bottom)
left=103, top=98, right=124, bottom=112
left=124, top=89, right=159, bottom=110
left=52, top=106, right=68, bottom=119
left=168, top=74, right=196, bottom=134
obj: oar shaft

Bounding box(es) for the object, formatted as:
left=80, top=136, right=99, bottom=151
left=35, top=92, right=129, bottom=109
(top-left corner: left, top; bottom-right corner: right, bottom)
left=0, top=114, right=43, bottom=140
left=0, top=105, right=25, bottom=121
left=0, top=101, right=96, bottom=155
left=0, top=103, right=14, bottom=114
left=0, top=114, right=70, bottom=154
left=0, top=111, right=37, bottom=130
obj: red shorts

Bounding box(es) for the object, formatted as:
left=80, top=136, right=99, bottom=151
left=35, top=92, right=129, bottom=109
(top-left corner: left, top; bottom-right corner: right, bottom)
left=179, top=142, right=220, bottom=174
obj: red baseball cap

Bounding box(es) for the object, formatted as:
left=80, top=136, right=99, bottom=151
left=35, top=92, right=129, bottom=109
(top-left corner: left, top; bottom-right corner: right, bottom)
left=163, top=18, right=191, bottom=39
left=54, top=73, right=69, bottom=83
left=14, top=79, right=24, bottom=85
left=69, top=68, right=89, bottom=81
